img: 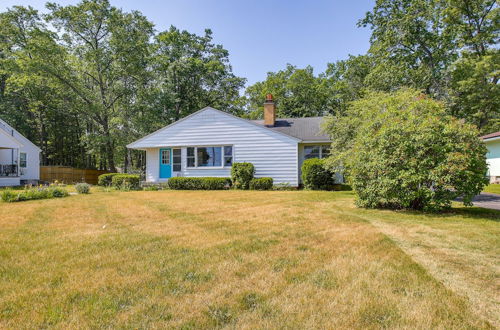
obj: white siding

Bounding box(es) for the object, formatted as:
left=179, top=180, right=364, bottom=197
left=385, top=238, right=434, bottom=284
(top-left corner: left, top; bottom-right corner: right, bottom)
left=133, top=108, right=300, bottom=186
left=0, top=119, right=40, bottom=181
left=0, top=177, right=20, bottom=187
left=486, top=139, right=500, bottom=181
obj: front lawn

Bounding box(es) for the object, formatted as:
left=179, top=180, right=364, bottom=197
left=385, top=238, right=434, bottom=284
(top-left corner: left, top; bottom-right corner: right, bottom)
left=0, top=190, right=498, bottom=328
left=484, top=184, right=500, bottom=194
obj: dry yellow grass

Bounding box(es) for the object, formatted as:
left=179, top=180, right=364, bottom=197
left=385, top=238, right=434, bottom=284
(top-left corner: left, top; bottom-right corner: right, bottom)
left=0, top=190, right=498, bottom=328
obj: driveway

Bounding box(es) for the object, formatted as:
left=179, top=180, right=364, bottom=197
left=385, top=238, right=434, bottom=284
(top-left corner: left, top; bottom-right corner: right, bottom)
left=470, top=193, right=500, bottom=211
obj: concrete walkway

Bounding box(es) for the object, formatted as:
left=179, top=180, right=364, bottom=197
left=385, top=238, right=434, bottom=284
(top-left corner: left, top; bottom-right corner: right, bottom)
left=470, top=193, right=500, bottom=211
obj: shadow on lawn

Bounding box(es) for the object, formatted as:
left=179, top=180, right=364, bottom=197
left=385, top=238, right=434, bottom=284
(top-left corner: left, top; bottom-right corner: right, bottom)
left=404, top=206, right=500, bottom=222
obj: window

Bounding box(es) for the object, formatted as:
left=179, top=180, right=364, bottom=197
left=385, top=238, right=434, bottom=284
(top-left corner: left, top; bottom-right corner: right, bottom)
left=187, top=147, right=195, bottom=167
left=224, top=146, right=233, bottom=166
left=186, top=146, right=232, bottom=168
left=304, top=145, right=330, bottom=160
left=321, top=145, right=330, bottom=158
left=161, top=149, right=170, bottom=165
left=173, top=149, right=181, bottom=172
left=197, top=147, right=222, bottom=167
left=304, top=146, right=320, bottom=160
left=20, top=153, right=27, bottom=168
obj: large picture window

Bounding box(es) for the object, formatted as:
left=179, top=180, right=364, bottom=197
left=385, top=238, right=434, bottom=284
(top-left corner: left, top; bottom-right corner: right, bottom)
left=186, top=146, right=233, bottom=168
left=304, top=145, right=330, bottom=160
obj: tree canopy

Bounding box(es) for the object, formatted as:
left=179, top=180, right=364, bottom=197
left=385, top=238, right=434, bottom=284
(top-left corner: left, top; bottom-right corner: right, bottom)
left=0, top=0, right=498, bottom=172
left=323, top=89, right=489, bottom=211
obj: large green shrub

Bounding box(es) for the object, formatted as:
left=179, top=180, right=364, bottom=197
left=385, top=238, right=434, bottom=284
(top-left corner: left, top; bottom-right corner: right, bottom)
left=323, top=89, right=488, bottom=211
left=1, top=186, right=69, bottom=202
left=231, top=163, right=254, bottom=189
left=98, top=173, right=120, bottom=186
left=301, top=158, right=335, bottom=190
left=111, top=174, right=140, bottom=190
left=249, top=177, right=273, bottom=190
left=168, top=177, right=231, bottom=190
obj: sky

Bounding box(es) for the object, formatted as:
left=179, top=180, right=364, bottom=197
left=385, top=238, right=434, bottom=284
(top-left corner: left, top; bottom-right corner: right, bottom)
left=1, top=0, right=375, bottom=87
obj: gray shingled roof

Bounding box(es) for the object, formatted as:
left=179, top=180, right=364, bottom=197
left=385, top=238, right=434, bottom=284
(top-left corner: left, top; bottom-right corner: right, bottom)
left=251, top=117, right=330, bottom=142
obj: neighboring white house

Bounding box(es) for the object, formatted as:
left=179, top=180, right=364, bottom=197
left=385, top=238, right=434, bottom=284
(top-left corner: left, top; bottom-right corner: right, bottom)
left=0, top=118, right=41, bottom=187
left=127, top=95, right=333, bottom=186
left=482, top=131, right=500, bottom=183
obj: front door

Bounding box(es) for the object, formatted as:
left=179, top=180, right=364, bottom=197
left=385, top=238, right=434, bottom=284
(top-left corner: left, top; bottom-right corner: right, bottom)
left=159, top=148, right=172, bottom=179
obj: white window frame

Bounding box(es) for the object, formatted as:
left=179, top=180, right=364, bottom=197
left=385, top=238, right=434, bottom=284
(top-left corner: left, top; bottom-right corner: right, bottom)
left=304, top=144, right=330, bottom=160
left=172, top=148, right=182, bottom=172
left=186, top=145, right=233, bottom=169
left=20, top=152, right=27, bottom=168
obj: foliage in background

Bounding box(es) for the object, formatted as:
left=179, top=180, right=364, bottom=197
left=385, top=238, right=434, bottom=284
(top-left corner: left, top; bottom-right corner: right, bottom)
left=0, top=0, right=245, bottom=171
left=324, top=89, right=488, bottom=211
left=301, top=158, right=336, bottom=190
left=231, top=162, right=254, bottom=190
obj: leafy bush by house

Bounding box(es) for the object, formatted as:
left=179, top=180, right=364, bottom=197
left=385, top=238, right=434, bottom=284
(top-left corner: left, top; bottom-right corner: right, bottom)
left=1, top=186, right=69, bottom=202
left=231, top=162, right=255, bottom=189
left=97, top=173, right=120, bottom=186
left=111, top=174, right=140, bottom=190
left=301, top=158, right=335, bottom=190
left=75, top=183, right=90, bottom=194
left=249, top=177, right=273, bottom=190
left=323, top=89, right=488, bottom=211
left=167, top=177, right=231, bottom=190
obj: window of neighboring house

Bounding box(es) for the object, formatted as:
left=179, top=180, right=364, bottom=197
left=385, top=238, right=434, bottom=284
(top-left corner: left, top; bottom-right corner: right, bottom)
left=304, top=145, right=330, bottom=160
left=20, top=152, right=27, bottom=168
left=172, top=149, right=181, bottom=172
left=186, top=146, right=233, bottom=168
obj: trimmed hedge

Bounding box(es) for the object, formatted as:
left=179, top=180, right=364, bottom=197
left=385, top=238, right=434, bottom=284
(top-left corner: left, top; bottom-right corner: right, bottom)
left=301, top=158, right=335, bottom=190
left=249, top=177, right=273, bottom=190
left=168, top=177, right=231, bottom=190
left=98, top=173, right=120, bottom=186
left=1, top=186, right=69, bottom=202
left=231, top=162, right=254, bottom=189
left=111, top=174, right=140, bottom=190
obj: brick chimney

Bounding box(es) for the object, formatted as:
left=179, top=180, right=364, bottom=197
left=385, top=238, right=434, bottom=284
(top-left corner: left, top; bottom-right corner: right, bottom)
left=264, top=93, right=276, bottom=127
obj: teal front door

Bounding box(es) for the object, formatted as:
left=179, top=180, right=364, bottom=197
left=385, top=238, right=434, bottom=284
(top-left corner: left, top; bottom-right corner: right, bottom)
left=159, top=148, right=172, bottom=179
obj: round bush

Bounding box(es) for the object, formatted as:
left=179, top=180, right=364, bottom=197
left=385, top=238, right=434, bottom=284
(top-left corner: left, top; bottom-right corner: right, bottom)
left=111, top=174, right=140, bottom=190
left=75, top=183, right=91, bottom=194
left=97, top=173, right=120, bottom=186
left=301, top=158, right=335, bottom=190
left=231, top=163, right=254, bottom=189
left=324, top=89, right=488, bottom=211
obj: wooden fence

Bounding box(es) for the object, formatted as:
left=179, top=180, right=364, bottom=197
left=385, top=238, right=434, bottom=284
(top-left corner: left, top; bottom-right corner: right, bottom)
left=40, top=166, right=110, bottom=185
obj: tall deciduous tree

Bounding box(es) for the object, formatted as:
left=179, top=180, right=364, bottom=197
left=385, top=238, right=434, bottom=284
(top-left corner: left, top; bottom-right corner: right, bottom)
left=44, top=0, right=154, bottom=171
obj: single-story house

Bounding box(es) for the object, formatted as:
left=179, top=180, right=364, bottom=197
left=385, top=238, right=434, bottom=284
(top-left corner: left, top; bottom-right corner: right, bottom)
left=481, top=131, right=500, bottom=183
left=0, top=118, right=41, bottom=187
left=127, top=95, right=334, bottom=186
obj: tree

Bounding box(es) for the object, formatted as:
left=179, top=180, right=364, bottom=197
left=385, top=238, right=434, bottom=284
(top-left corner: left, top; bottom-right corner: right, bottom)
left=244, top=64, right=331, bottom=119
left=359, top=0, right=499, bottom=132
left=324, top=89, right=488, bottom=211
left=44, top=0, right=154, bottom=171
left=151, top=26, right=246, bottom=123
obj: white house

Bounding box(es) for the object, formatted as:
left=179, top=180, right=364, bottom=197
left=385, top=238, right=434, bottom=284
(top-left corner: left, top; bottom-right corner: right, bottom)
left=482, top=131, right=500, bottom=183
left=127, top=95, right=333, bottom=186
left=0, top=118, right=41, bottom=187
